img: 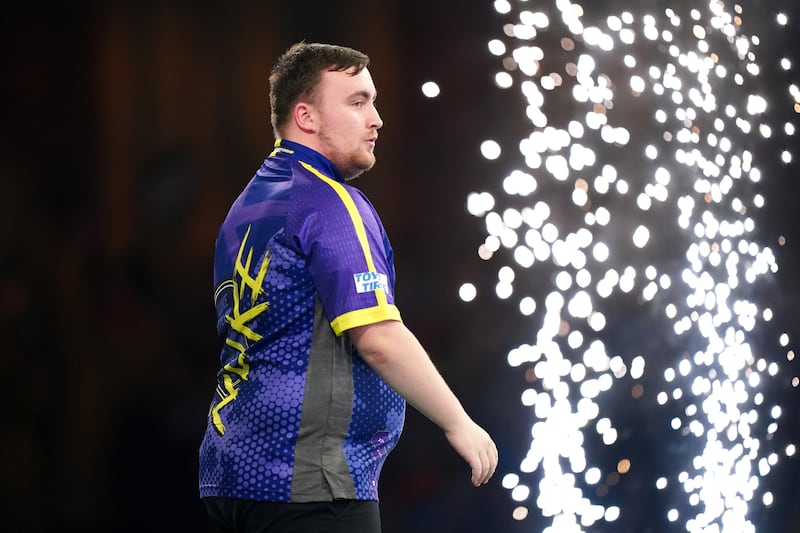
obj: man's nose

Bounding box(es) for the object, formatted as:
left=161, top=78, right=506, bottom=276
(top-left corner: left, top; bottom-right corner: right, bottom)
left=371, top=106, right=383, bottom=129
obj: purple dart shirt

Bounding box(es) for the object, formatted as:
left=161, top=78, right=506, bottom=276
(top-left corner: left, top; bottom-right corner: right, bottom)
left=199, top=139, right=405, bottom=503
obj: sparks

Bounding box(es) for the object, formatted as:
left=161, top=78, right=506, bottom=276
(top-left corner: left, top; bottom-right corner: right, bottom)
left=460, top=1, right=797, bottom=531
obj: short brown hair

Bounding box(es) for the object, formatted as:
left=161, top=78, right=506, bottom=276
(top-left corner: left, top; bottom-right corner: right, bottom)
left=269, top=42, right=370, bottom=138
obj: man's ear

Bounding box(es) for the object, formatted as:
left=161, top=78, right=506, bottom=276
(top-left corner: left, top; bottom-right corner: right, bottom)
left=294, top=102, right=317, bottom=134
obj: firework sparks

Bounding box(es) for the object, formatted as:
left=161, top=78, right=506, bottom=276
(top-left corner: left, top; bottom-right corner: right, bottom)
left=451, top=1, right=798, bottom=531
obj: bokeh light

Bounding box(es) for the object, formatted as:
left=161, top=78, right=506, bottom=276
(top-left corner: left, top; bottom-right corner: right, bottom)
left=421, top=80, right=441, bottom=98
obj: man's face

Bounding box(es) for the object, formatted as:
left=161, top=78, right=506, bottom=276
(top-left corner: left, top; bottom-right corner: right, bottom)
left=311, top=67, right=383, bottom=180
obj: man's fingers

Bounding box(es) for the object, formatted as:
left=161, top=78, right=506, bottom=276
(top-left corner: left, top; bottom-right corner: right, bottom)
left=471, top=444, right=498, bottom=486
left=470, top=457, right=481, bottom=486
left=471, top=455, right=485, bottom=486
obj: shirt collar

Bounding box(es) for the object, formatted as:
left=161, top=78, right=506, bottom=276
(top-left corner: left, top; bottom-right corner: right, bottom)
left=271, top=139, right=346, bottom=183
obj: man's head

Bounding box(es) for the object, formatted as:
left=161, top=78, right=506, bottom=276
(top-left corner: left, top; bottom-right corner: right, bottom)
left=269, top=42, right=383, bottom=180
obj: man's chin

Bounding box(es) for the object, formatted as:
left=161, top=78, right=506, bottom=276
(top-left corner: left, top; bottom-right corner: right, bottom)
left=344, top=167, right=368, bottom=181
left=343, top=158, right=376, bottom=181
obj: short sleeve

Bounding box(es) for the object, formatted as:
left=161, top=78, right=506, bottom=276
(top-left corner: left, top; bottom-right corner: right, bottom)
left=292, top=163, right=401, bottom=335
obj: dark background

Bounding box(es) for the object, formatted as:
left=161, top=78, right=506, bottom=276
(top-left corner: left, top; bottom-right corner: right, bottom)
left=2, top=1, right=799, bottom=532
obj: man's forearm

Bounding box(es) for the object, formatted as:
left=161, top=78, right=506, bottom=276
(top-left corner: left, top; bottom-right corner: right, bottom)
left=347, top=320, right=469, bottom=431
left=349, top=319, right=498, bottom=486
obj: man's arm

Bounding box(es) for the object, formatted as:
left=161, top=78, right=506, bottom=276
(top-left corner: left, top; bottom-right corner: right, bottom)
left=347, top=319, right=498, bottom=487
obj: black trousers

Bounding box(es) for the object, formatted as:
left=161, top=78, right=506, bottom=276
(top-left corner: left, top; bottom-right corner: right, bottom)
left=203, top=497, right=382, bottom=533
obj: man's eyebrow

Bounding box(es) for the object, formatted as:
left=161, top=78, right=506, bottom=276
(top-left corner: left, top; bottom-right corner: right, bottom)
left=350, top=90, right=377, bottom=101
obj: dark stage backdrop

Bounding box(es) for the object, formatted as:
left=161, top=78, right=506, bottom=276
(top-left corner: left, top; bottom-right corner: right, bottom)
left=2, top=2, right=799, bottom=532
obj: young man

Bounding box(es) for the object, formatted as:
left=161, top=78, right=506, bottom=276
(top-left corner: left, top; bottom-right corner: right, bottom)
left=198, top=42, right=498, bottom=533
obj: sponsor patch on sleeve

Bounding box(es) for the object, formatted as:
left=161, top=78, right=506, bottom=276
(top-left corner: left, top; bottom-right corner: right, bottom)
left=353, top=271, right=389, bottom=294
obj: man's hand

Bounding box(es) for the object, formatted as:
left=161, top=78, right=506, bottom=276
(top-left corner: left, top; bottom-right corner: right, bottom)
left=444, top=419, right=498, bottom=486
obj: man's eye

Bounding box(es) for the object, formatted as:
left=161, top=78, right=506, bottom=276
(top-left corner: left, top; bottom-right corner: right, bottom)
left=353, top=101, right=363, bottom=107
